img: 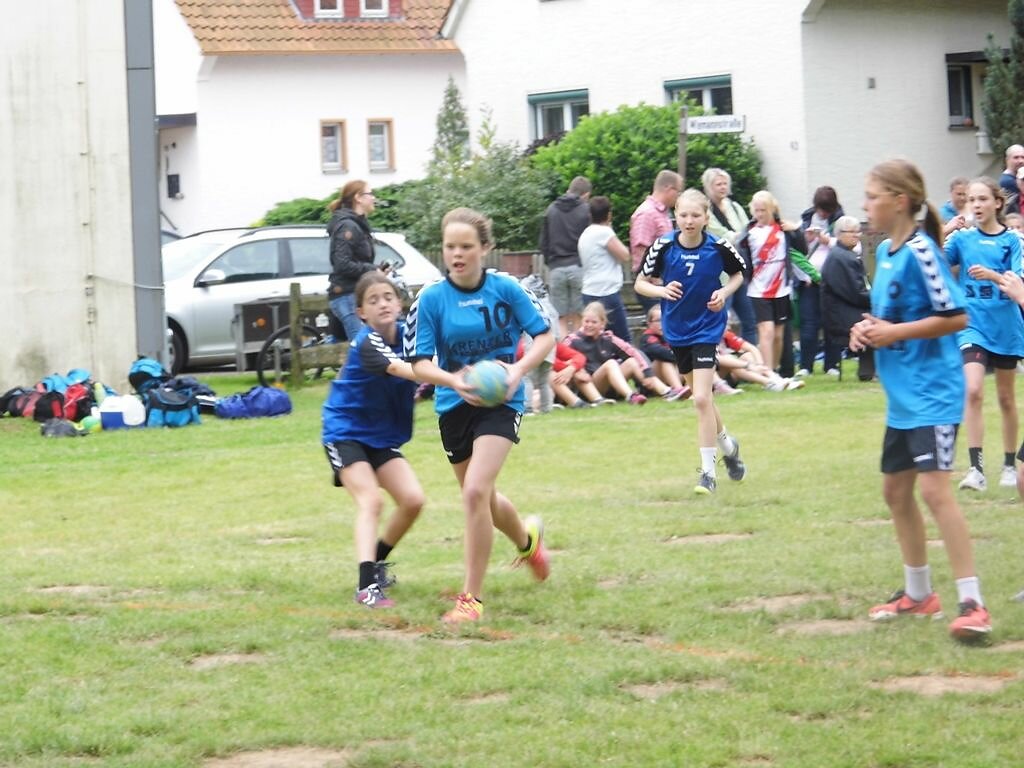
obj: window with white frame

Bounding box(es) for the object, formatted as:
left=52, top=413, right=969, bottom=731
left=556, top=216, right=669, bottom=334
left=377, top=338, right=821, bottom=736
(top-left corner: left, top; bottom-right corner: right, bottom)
left=361, top=0, right=387, bottom=17
left=527, top=90, right=589, bottom=140
left=314, top=0, right=343, bottom=18
left=945, top=52, right=987, bottom=128
left=664, top=75, right=733, bottom=115
left=368, top=120, right=394, bottom=171
left=320, top=120, right=347, bottom=173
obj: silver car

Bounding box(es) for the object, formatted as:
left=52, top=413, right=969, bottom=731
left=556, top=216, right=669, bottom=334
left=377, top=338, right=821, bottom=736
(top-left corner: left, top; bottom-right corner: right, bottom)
left=162, top=225, right=441, bottom=373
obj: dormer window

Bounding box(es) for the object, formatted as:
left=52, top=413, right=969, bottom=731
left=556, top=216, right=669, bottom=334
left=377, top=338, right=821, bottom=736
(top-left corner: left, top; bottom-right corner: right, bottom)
left=314, top=0, right=343, bottom=18
left=361, top=0, right=387, bottom=18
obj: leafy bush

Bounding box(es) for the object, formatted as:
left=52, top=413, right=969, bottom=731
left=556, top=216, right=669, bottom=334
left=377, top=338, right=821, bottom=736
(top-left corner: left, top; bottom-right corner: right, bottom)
left=260, top=196, right=332, bottom=226
left=530, top=101, right=765, bottom=242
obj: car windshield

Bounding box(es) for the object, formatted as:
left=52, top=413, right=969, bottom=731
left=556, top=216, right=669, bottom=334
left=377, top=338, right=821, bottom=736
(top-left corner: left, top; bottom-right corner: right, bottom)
left=162, top=236, right=235, bottom=281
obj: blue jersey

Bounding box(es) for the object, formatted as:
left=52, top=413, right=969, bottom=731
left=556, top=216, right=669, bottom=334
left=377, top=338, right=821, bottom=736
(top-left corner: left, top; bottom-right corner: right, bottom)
left=871, top=231, right=966, bottom=429
left=321, top=323, right=416, bottom=447
left=640, top=231, right=747, bottom=346
left=404, top=270, right=550, bottom=415
left=944, top=226, right=1024, bottom=356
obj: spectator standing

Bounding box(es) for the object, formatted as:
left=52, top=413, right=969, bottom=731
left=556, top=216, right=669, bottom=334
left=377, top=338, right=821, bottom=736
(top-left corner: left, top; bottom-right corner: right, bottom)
left=579, top=196, right=632, bottom=341
left=1004, top=167, right=1024, bottom=216
left=327, top=181, right=379, bottom=340
left=820, top=215, right=874, bottom=381
left=540, top=176, right=591, bottom=336
left=736, top=191, right=812, bottom=372
left=703, top=167, right=757, bottom=344
left=940, top=176, right=970, bottom=231
left=797, top=186, right=845, bottom=377
left=630, top=170, right=682, bottom=312
left=999, top=144, right=1024, bottom=197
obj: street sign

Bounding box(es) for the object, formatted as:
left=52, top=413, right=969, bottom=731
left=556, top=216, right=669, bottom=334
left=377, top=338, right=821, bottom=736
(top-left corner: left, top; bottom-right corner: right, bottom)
left=686, top=114, right=745, bottom=134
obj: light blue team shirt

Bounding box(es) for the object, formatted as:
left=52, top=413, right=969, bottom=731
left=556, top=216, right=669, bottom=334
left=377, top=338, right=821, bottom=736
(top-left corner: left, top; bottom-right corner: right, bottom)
left=871, top=231, right=966, bottom=429
left=404, top=270, right=551, bottom=415
left=944, top=226, right=1024, bottom=357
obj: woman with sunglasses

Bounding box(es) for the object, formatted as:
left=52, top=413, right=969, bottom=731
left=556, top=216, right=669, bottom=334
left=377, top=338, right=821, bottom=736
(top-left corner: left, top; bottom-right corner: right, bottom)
left=327, top=180, right=379, bottom=340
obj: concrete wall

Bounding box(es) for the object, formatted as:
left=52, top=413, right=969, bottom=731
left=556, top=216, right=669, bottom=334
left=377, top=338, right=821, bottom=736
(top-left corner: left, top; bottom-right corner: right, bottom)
left=0, top=1, right=139, bottom=390
left=801, top=0, right=1007, bottom=216
left=166, top=52, right=464, bottom=233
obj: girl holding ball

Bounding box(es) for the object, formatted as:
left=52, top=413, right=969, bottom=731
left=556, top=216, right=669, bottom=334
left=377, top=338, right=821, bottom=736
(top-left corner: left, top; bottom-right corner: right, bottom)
left=405, top=207, right=555, bottom=624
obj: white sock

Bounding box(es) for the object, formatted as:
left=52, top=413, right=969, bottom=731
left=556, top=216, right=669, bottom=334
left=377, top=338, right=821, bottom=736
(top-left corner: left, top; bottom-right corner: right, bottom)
left=903, top=564, right=932, bottom=602
left=700, top=447, right=717, bottom=476
left=716, top=429, right=737, bottom=458
left=955, top=576, right=983, bottom=606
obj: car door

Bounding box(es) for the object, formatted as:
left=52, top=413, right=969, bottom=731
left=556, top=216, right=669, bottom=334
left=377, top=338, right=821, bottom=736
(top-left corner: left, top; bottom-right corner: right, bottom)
left=189, top=238, right=293, bottom=359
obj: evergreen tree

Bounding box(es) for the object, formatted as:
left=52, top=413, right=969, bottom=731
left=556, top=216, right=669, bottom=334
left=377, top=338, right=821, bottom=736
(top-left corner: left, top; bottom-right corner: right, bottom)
left=983, top=0, right=1024, bottom=159
left=429, top=76, right=470, bottom=176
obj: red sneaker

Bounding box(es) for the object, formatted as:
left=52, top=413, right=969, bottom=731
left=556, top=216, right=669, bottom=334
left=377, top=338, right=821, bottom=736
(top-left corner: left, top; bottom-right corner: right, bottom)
left=868, top=589, right=943, bottom=621
left=513, top=515, right=550, bottom=581
left=948, top=598, right=992, bottom=640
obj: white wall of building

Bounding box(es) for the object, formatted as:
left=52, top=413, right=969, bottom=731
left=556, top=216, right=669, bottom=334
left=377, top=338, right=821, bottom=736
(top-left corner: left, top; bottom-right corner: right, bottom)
left=168, top=53, right=464, bottom=233
left=453, top=0, right=810, bottom=215
left=0, top=1, right=138, bottom=389
left=801, top=0, right=1007, bottom=216
left=153, top=0, right=200, bottom=115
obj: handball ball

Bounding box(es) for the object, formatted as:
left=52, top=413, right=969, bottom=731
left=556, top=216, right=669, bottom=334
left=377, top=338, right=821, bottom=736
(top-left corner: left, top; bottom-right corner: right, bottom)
left=465, top=360, right=509, bottom=407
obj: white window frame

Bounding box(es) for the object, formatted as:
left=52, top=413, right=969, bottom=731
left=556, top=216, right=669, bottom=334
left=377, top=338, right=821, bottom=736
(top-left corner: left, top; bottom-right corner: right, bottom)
left=527, top=90, right=589, bottom=140
left=361, top=0, right=388, bottom=18
left=368, top=119, right=394, bottom=171
left=314, top=0, right=343, bottom=18
left=320, top=120, right=347, bottom=173
left=664, top=75, right=733, bottom=115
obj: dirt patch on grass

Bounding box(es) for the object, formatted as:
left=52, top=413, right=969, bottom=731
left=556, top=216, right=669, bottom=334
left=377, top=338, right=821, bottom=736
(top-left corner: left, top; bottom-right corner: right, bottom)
left=926, top=538, right=945, bottom=548
left=737, top=756, right=774, bottom=766
left=254, top=537, right=309, bottom=545
left=330, top=627, right=419, bottom=643
left=726, top=594, right=835, bottom=613
left=851, top=518, right=890, bottom=527
left=623, top=678, right=728, bottom=700
left=987, top=640, right=1024, bottom=653
left=665, top=532, right=753, bottom=545
left=869, top=674, right=1014, bottom=696
left=203, top=747, right=351, bottom=767
left=33, top=584, right=110, bottom=596
left=776, top=619, right=873, bottom=636
left=461, top=691, right=511, bottom=704
left=188, top=652, right=268, bottom=670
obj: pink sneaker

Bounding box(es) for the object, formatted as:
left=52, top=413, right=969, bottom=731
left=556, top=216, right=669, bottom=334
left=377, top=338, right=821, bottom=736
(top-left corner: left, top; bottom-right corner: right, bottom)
left=868, top=589, right=943, bottom=621
left=628, top=392, right=647, bottom=405
left=948, top=598, right=992, bottom=641
left=442, top=592, right=483, bottom=624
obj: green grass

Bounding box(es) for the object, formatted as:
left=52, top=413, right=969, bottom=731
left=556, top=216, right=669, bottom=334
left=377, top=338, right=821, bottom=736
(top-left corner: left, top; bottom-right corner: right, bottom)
left=2, top=365, right=1023, bottom=767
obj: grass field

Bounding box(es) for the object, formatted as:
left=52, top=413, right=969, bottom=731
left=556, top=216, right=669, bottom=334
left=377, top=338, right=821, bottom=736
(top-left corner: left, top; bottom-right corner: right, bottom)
left=2, top=366, right=1022, bottom=767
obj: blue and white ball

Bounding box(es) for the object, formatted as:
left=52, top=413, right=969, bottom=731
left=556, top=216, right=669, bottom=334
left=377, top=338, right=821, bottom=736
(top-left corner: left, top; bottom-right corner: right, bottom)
left=465, top=360, right=509, bottom=407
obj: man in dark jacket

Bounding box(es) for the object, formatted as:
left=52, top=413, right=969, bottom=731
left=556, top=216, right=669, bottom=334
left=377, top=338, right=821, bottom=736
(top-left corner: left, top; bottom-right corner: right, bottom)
left=540, top=176, right=591, bottom=335
left=820, top=215, right=874, bottom=381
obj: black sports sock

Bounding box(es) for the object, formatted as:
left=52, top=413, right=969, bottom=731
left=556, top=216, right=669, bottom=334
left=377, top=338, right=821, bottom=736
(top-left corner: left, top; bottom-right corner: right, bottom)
left=969, top=447, right=983, bottom=472
left=358, top=561, right=376, bottom=590
left=520, top=534, right=532, bottom=554
left=1004, top=452, right=1015, bottom=468
left=376, top=540, right=393, bottom=562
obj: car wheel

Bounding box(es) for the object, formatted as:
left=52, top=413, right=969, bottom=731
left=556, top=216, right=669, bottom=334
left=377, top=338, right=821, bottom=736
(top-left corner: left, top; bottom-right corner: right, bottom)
left=168, top=328, right=186, bottom=375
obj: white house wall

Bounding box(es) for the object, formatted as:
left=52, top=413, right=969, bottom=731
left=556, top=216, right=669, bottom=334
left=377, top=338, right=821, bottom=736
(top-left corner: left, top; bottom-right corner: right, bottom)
left=801, top=0, right=1007, bottom=216
left=0, top=1, right=138, bottom=389
left=153, top=0, right=200, bottom=116
left=180, top=54, right=464, bottom=232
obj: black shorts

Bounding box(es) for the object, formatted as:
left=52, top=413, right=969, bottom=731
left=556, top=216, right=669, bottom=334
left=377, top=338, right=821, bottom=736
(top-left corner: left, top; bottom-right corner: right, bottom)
left=324, top=440, right=404, bottom=487
left=672, top=344, right=718, bottom=374
left=750, top=296, right=791, bottom=324
left=881, top=425, right=958, bottom=474
left=439, top=403, right=521, bottom=464
left=960, top=344, right=1018, bottom=369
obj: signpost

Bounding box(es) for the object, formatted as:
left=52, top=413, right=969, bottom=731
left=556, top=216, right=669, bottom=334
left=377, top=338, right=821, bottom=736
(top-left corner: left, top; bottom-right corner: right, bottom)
left=677, top=106, right=746, bottom=183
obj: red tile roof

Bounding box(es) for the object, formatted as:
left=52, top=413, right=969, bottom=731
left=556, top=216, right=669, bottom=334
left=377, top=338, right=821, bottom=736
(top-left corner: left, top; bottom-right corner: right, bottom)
left=174, top=0, right=458, bottom=55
